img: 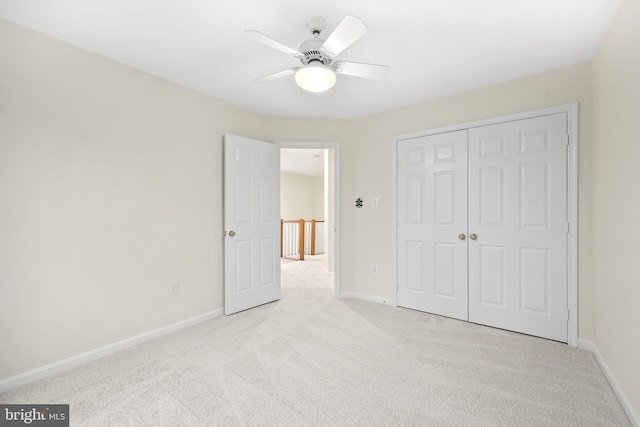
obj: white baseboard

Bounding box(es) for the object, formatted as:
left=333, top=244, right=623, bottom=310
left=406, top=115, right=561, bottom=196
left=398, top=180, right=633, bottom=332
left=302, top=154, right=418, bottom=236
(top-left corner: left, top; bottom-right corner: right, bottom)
left=338, top=292, right=391, bottom=305
left=578, top=339, right=639, bottom=427
left=0, top=308, right=224, bottom=394
left=577, top=338, right=595, bottom=352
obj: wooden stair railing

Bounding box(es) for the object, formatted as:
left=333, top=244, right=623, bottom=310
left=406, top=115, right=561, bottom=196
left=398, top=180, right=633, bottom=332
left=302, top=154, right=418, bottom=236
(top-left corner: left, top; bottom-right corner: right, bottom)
left=280, top=219, right=325, bottom=260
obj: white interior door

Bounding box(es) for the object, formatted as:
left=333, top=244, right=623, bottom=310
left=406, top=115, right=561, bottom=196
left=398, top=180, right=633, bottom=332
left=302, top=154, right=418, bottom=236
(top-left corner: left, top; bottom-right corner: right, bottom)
left=467, top=114, right=568, bottom=341
left=397, top=130, right=469, bottom=320
left=224, top=134, right=281, bottom=315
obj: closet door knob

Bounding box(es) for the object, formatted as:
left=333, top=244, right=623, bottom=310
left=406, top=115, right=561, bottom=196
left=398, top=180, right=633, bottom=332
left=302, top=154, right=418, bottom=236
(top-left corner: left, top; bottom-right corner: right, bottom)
left=470, top=233, right=478, bottom=240
left=229, top=231, right=236, bottom=237
left=458, top=233, right=466, bottom=240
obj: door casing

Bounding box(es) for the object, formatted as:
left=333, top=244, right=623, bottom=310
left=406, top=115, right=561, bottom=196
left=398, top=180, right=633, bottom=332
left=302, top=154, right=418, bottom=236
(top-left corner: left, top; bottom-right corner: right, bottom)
left=391, top=103, right=579, bottom=347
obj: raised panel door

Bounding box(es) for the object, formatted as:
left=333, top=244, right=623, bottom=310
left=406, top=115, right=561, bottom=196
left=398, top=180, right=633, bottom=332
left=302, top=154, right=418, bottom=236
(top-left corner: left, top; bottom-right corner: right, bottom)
left=468, top=114, right=568, bottom=341
left=397, top=130, right=468, bottom=320
left=224, top=134, right=281, bottom=315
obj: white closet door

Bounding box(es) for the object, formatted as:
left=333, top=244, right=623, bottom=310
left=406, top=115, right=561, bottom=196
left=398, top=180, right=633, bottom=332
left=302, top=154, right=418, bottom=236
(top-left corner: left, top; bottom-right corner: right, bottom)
left=397, top=130, right=468, bottom=320
left=467, top=114, right=568, bottom=341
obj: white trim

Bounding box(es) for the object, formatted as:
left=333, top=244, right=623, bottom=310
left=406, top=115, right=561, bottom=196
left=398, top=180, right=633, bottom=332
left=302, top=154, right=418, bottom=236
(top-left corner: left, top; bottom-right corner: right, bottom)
left=566, top=103, right=579, bottom=348
left=339, top=292, right=391, bottom=305
left=0, top=309, right=223, bottom=393
left=277, top=141, right=340, bottom=297
left=391, top=131, right=399, bottom=308
left=394, top=104, right=578, bottom=140
left=391, top=103, right=579, bottom=346
left=577, top=338, right=594, bottom=352
left=578, top=339, right=639, bottom=426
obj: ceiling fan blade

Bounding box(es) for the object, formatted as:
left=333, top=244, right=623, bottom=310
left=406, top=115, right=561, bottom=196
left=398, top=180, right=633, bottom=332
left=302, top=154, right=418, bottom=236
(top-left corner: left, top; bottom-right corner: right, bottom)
left=320, top=15, right=368, bottom=58
left=244, top=30, right=304, bottom=59
left=254, top=68, right=300, bottom=82
left=333, top=61, right=389, bottom=80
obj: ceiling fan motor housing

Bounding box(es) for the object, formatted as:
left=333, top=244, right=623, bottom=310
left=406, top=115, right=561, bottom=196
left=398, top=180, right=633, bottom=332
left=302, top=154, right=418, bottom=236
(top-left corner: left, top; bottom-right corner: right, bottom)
left=299, top=38, right=331, bottom=66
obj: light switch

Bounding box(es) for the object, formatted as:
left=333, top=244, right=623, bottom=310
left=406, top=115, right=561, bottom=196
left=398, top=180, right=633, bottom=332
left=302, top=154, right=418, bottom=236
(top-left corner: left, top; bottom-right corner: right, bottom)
left=372, top=197, right=379, bottom=208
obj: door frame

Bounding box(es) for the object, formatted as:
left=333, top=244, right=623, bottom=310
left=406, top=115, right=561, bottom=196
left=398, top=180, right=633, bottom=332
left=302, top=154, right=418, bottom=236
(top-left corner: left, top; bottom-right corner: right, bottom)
left=277, top=141, right=340, bottom=297
left=390, top=103, right=579, bottom=347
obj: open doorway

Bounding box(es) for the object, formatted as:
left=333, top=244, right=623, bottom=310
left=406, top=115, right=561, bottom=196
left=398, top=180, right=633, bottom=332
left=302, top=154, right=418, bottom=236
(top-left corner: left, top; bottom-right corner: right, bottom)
left=278, top=142, right=339, bottom=296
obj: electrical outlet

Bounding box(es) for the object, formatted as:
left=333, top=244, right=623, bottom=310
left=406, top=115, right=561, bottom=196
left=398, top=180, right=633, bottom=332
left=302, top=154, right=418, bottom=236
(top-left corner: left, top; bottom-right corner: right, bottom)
left=371, top=264, right=378, bottom=274
left=169, top=281, right=180, bottom=295
left=372, top=197, right=379, bottom=208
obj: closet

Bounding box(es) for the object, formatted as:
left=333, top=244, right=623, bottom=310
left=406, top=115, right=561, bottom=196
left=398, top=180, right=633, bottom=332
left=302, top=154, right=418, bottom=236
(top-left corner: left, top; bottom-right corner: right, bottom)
left=396, top=113, right=569, bottom=342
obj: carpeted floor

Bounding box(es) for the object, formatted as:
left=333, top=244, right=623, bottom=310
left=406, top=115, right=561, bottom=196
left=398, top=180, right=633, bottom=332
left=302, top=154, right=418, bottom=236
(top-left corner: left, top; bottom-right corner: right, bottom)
left=0, top=255, right=631, bottom=426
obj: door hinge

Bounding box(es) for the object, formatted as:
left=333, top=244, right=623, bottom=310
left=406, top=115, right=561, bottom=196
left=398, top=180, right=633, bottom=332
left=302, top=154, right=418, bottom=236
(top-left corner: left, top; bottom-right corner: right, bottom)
left=565, top=309, right=570, bottom=321
left=565, top=134, right=570, bottom=146
left=566, top=222, right=570, bottom=233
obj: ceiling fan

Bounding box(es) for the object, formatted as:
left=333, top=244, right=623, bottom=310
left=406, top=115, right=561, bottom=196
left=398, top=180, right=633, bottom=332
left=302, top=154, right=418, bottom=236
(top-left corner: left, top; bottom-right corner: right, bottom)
left=245, top=15, right=390, bottom=93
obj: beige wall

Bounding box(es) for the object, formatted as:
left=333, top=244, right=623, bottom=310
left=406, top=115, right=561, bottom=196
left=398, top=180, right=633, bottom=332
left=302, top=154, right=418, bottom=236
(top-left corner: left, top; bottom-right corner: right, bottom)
left=3, top=10, right=637, bottom=416
left=355, top=64, right=595, bottom=318
left=280, top=171, right=322, bottom=220
left=0, top=19, right=266, bottom=379
left=0, top=17, right=595, bottom=379
left=592, top=0, right=640, bottom=415
left=263, top=64, right=594, bottom=316
left=314, top=176, right=324, bottom=220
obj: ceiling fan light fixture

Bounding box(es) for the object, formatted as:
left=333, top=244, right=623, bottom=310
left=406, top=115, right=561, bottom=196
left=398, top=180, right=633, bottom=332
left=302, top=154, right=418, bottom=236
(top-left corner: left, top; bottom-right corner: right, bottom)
left=295, top=62, right=336, bottom=93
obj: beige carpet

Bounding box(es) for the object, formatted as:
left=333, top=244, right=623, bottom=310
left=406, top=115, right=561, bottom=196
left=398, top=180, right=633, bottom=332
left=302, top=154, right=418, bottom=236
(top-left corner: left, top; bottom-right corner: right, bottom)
left=0, top=255, right=631, bottom=426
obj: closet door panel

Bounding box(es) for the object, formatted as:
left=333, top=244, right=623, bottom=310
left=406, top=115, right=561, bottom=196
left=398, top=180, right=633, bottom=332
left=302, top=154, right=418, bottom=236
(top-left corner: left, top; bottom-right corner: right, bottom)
left=468, top=114, right=568, bottom=342
left=397, top=130, right=468, bottom=320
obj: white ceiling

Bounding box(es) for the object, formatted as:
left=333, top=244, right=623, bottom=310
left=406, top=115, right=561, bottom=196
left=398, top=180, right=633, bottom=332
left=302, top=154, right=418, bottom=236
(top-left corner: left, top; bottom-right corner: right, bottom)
left=281, top=149, right=325, bottom=177
left=0, top=0, right=621, bottom=119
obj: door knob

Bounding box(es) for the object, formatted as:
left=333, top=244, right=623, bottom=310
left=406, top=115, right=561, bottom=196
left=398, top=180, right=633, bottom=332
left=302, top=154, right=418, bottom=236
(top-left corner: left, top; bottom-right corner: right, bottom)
left=229, top=231, right=236, bottom=237
left=458, top=233, right=466, bottom=240
left=470, top=233, right=477, bottom=240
